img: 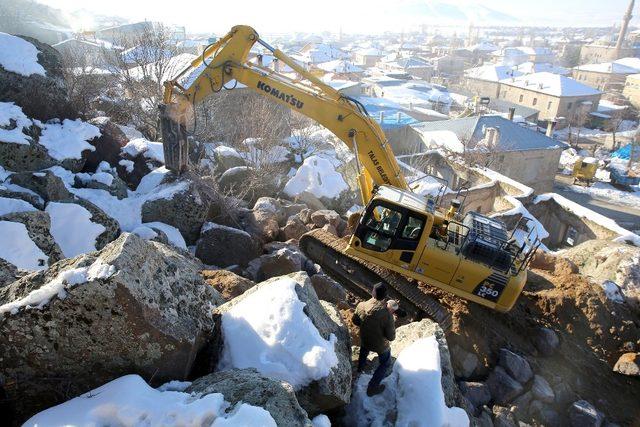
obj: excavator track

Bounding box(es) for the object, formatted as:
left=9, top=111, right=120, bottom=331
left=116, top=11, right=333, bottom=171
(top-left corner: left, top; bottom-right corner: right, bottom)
left=300, top=229, right=452, bottom=331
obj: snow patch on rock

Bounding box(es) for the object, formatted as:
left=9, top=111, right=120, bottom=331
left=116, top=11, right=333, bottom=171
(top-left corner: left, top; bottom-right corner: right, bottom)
left=0, top=220, right=48, bottom=271
left=0, top=102, right=33, bottom=145
left=0, top=32, right=46, bottom=76
left=45, top=202, right=106, bottom=258
left=284, top=155, right=348, bottom=200
left=0, top=196, right=37, bottom=216
left=219, top=276, right=338, bottom=389
left=38, top=119, right=101, bottom=161
left=23, top=374, right=276, bottom=427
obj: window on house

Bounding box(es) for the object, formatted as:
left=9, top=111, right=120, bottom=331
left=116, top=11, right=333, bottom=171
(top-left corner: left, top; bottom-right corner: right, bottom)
left=519, top=94, right=523, bottom=102
left=532, top=98, right=538, bottom=106
left=547, top=101, right=552, bottom=110
left=567, top=102, right=573, bottom=110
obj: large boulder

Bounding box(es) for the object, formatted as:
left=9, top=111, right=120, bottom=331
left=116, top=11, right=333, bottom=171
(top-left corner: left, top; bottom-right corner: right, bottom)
left=0, top=258, right=22, bottom=288
left=61, top=198, right=121, bottom=250
left=486, top=366, right=524, bottom=405
left=498, top=348, right=533, bottom=384
left=568, top=400, right=605, bottom=427
left=8, top=170, right=71, bottom=202
left=310, top=273, right=348, bottom=307
left=0, top=135, right=58, bottom=173
left=282, top=215, right=310, bottom=241
left=246, top=247, right=304, bottom=282
left=213, top=272, right=352, bottom=415
left=186, top=368, right=312, bottom=427
left=212, top=146, right=247, bottom=173
left=0, top=210, right=63, bottom=266
left=195, top=222, right=261, bottom=267
left=0, top=233, right=223, bottom=421
left=83, top=117, right=129, bottom=172
left=141, top=178, right=213, bottom=244
left=459, top=381, right=491, bottom=411
left=202, top=269, right=256, bottom=300
left=0, top=35, right=75, bottom=121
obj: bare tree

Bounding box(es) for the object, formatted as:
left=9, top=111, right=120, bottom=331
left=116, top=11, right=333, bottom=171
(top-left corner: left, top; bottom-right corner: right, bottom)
left=567, top=104, right=590, bottom=148
left=103, top=23, right=180, bottom=139
left=285, top=111, right=322, bottom=162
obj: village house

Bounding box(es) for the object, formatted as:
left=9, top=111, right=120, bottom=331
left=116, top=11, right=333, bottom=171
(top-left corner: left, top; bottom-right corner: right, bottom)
left=579, top=44, right=637, bottom=64
left=572, top=61, right=639, bottom=91
left=623, top=73, right=640, bottom=108
left=463, top=64, right=523, bottom=98
left=388, top=115, right=567, bottom=192
left=491, top=47, right=555, bottom=66
left=353, top=47, right=385, bottom=68
left=498, top=72, right=602, bottom=124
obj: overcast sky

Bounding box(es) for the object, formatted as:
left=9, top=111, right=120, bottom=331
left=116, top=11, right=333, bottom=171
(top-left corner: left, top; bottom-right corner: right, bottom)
left=39, top=0, right=640, bottom=34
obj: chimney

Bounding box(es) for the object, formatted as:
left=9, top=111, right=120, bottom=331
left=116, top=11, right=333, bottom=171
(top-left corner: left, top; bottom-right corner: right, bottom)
left=546, top=120, right=557, bottom=137
left=615, top=0, right=634, bottom=59
left=508, top=107, right=516, bottom=121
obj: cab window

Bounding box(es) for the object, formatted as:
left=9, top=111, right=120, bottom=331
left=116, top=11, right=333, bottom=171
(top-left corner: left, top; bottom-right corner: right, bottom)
left=366, top=205, right=402, bottom=235
left=401, top=216, right=424, bottom=240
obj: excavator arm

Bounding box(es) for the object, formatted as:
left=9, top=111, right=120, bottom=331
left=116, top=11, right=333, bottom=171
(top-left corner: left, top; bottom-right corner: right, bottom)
left=160, top=25, right=407, bottom=205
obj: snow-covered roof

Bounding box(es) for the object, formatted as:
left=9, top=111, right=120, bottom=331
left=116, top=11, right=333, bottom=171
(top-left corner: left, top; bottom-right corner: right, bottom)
left=355, top=47, right=384, bottom=57
left=465, top=64, right=523, bottom=82
left=573, top=62, right=639, bottom=74
left=468, top=41, right=499, bottom=52
left=317, top=59, right=363, bottom=74
left=613, top=57, right=640, bottom=72
left=512, top=62, right=570, bottom=76
left=500, top=72, right=602, bottom=97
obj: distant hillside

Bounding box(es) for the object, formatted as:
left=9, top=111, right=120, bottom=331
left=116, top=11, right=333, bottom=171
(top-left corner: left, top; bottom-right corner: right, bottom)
left=397, top=0, right=519, bottom=26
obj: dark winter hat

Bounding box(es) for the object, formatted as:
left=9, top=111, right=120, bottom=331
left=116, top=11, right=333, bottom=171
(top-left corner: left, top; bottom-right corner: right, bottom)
left=372, top=282, right=387, bottom=300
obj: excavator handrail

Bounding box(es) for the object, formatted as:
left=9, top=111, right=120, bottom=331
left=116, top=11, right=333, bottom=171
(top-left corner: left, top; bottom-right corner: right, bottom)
left=159, top=25, right=409, bottom=205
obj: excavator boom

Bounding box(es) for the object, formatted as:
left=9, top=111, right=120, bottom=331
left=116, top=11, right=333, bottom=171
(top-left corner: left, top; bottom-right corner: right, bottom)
left=160, top=24, right=407, bottom=205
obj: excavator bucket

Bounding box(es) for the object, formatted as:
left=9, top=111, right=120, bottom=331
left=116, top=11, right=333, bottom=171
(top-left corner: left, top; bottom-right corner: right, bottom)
left=159, top=103, right=189, bottom=173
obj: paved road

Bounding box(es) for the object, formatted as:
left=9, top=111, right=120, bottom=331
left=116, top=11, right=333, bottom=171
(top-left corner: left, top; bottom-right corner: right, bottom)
left=553, top=177, right=640, bottom=231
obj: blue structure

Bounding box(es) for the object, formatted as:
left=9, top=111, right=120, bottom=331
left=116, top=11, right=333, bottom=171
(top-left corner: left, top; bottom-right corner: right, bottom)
left=612, top=143, right=639, bottom=161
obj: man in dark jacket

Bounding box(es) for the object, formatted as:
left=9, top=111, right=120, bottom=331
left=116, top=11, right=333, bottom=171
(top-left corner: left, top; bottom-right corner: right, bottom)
left=352, top=282, right=397, bottom=396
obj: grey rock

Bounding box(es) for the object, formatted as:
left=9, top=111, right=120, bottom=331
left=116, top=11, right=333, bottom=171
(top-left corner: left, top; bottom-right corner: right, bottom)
left=477, top=407, right=494, bottom=427
left=254, top=197, right=287, bottom=226
left=568, top=400, right=604, bottom=427
left=0, top=185, right=45, bottom=209
left=459, top=381, right=491, bottom=410
left=511, top=390, right=533, bottom=420
left=186, top=368, right=311, bottom=427
left=295, top=191, right=326, bottom=212
left=195, top=222, right=261, bottom=267
left=310, top=209, right=341, bottom=228
left=531, top=375, right=555, bottom=403
left=9, top=170, right=71, bottom=202
left=84, top=117, right=129, bottom=172
left=279, top=199, right=308, bottom=221
left=214, top=272, right=351, bottom=415
left=553, top=381, right=576, bottom=407
left=213, top=147, right=246, bottom=173
left=492, top=405, right=518, bottom=427
left=613, top=352, right=639, bottom=376
left=535, top=327, right=560, bottom=356
left=0, top=35, right=75, bottom=122
left=529, top=400, right=561, bottom=427
left=245, top=208, right=280, bottom=243
left=247, top=248, right=304, bottom=282
left=282, top=215, right=309, bottom=241
left=450, top=344, right=479, bottom=379
left=0, top=233, right=223, bottom=421
left=141, top=178, right=213, bottom=244
left=0, top=258, right=23, bottom=288
left=486, top=366, right=524, bottom=405
left=0, top=135, right=59, bottom=172
left=498, top=348, right=533, bottom=384
left=0, top=210, right=63, bottom=266
left=310, top=273, right=348, bottom=307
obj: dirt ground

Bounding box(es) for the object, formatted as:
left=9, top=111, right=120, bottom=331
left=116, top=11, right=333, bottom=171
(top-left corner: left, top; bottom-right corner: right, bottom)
left=428, top=252, right=640, bottom=426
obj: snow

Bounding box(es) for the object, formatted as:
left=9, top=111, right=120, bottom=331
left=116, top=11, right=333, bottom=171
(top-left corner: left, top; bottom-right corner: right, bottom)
left=500, top=72, right=601, bottom=97
left=418, top=130, right=464, bottom=153
left=464, top=64, right=522, bottom=82
left=117, top=124, right=144, bottom=140
left=563, top=181, right=640, bottom=208
left=0, top=102, right=33, bottom=145
left=534, top=193, right=640, bottom=246
left=135, top=166, right=171, bottom=193
left=0, top=182, right=44, bottom=205
left=122, top=138, right=165, bottom=163
left=0, top=258, right=115, bottom=315
left=601, top=280, right=625, bottom=303
left=132, top=225, right=158, bottom=240
left=23, top=374, right=277, bottom=427
left=76, top=171, right=114, bottom=187
left=214, top=145, right=242, bottom=159
left=119, top=159, right=135, bottom=173
left=218, top=276, right=338, bottom=389
left=312, top=414, right=332, bottom=427
left=143, top=221, right=187, bottom=250
left=345, top=336, right=468, bottom=427
left=0, top=196, right=37, bottom=216
left=475, top=167, right=534, bottom=197
left=284, top=155, right=348, bottom=199
left=38, top=119, right=101, bottom=161
left=156, top=380, right=192, bottom=392
left=45, top=202, right=106, bottom=258
left=0, top=32, right=46, bottom=76
left=0, top=221, right=48, bottom=271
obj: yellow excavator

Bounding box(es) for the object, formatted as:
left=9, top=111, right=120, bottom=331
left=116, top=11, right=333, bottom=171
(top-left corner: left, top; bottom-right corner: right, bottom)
left=159, top=25, right=540, bottom=326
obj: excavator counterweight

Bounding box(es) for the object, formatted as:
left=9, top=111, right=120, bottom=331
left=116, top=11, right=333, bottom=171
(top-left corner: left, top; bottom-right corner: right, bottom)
left=158, top=25, right=541, bottom=324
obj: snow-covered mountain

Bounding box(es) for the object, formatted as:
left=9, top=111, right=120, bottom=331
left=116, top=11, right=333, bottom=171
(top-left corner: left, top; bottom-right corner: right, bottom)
left=396, top=0, right=519, bottom=25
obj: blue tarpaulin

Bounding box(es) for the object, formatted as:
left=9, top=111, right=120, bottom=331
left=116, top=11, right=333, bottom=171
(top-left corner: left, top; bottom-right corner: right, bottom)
left=612, top=143, right=639, bottom=161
